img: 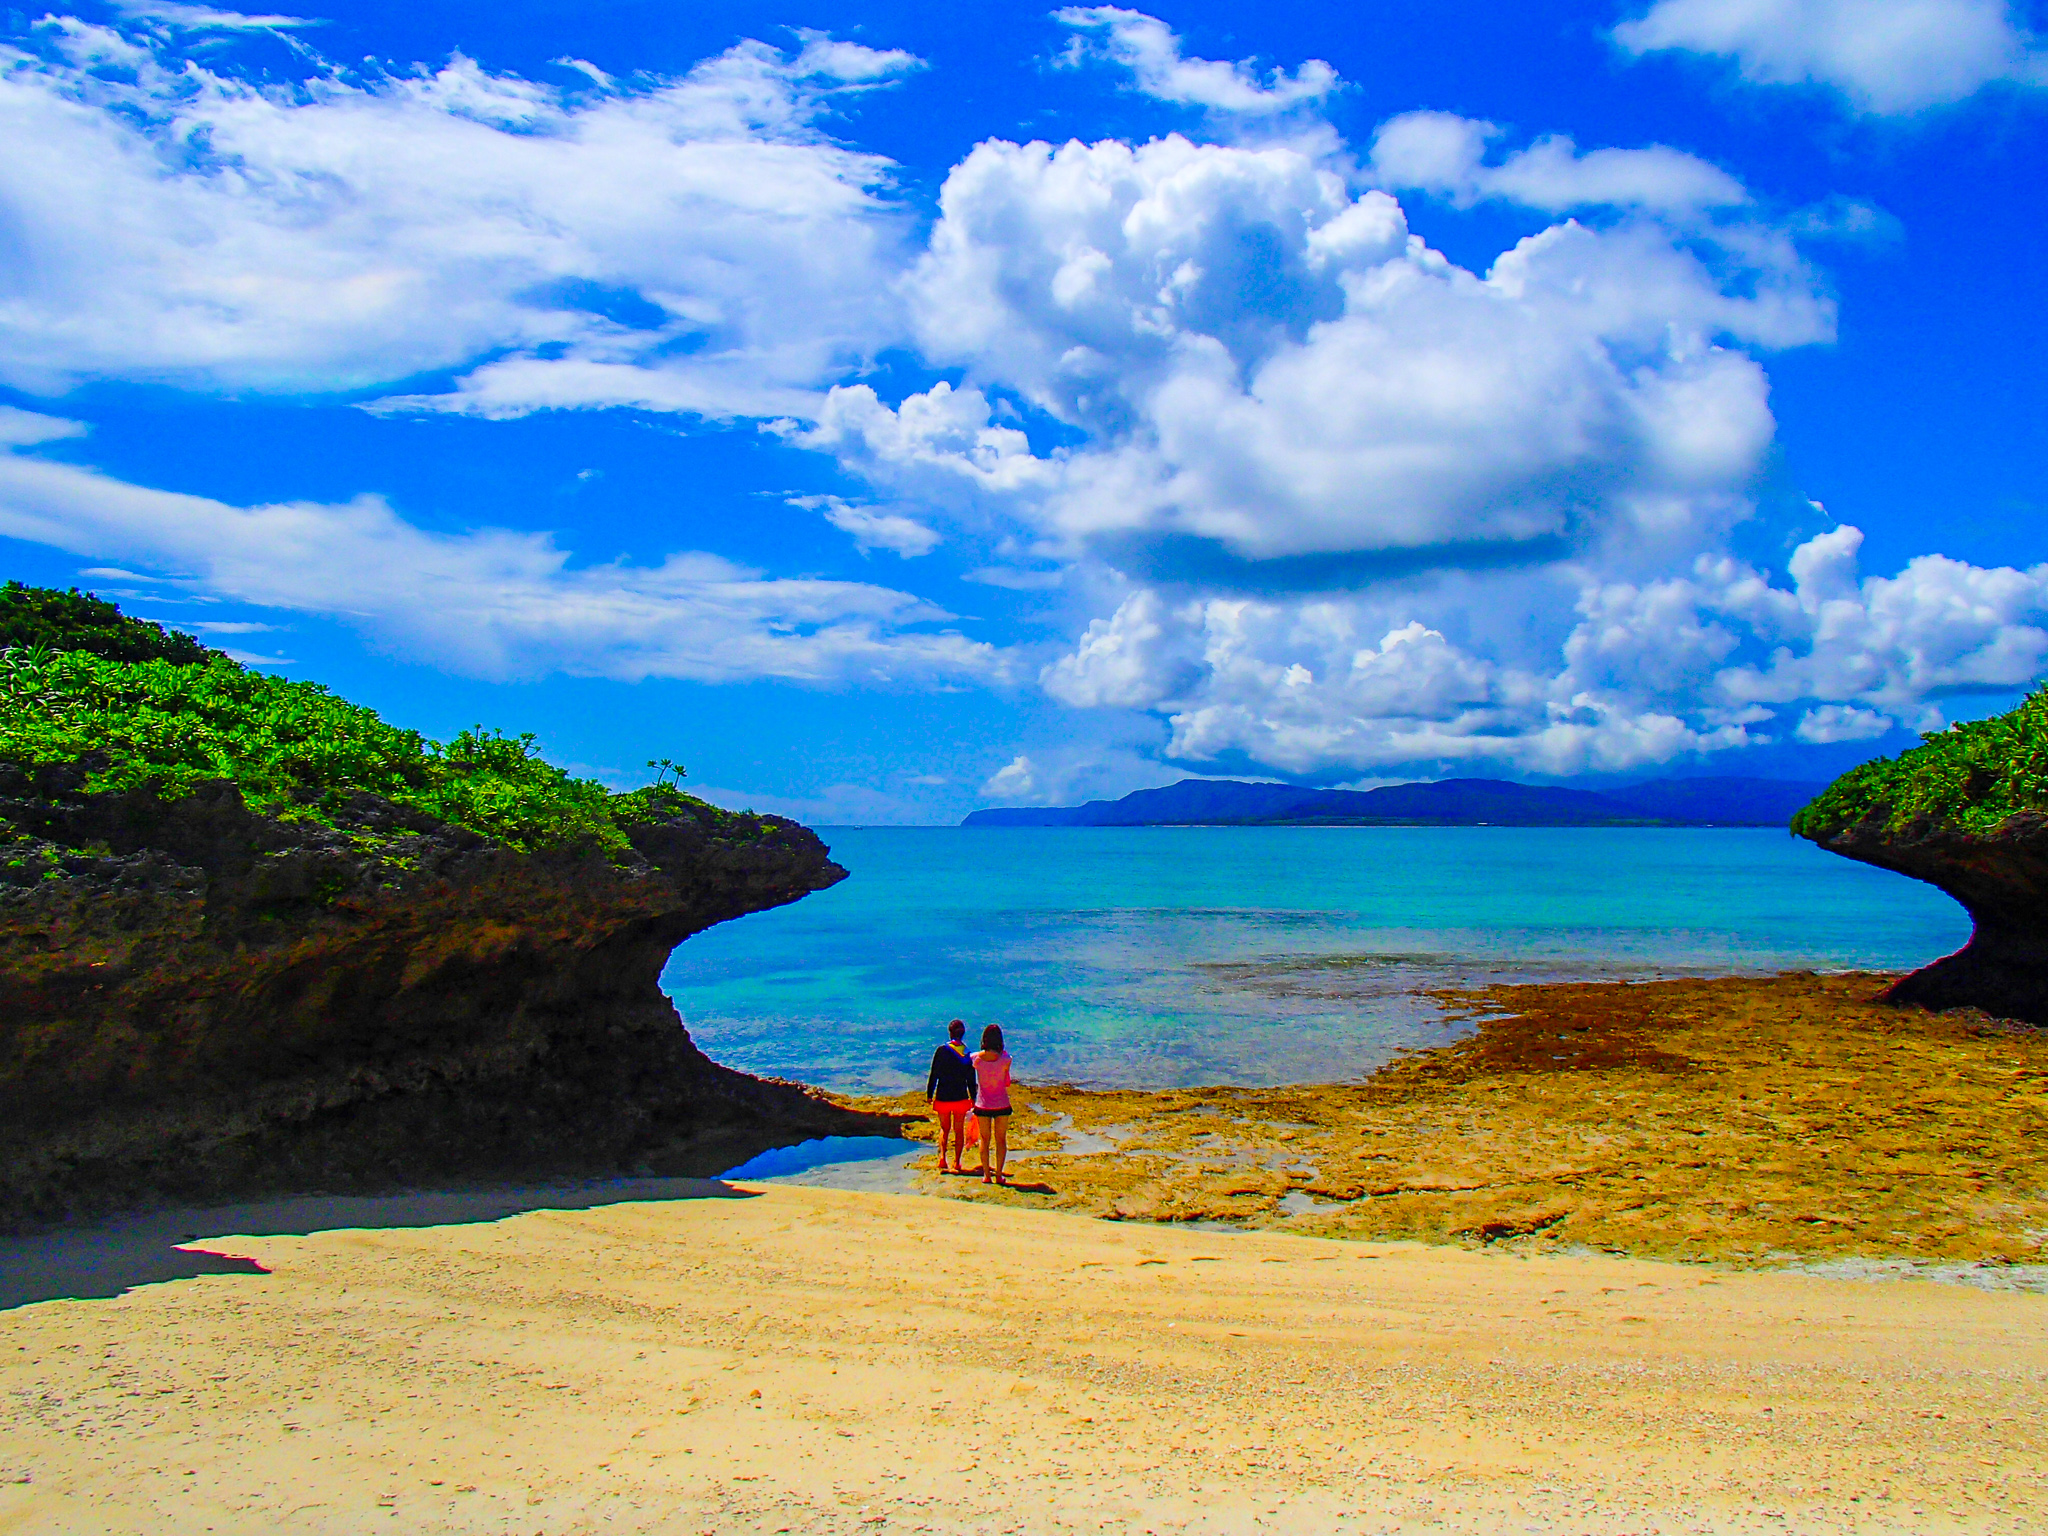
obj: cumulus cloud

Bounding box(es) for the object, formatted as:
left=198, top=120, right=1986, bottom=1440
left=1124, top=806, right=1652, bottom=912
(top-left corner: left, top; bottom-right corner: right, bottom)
left=983, top=754, right=1041, bottom=798
left=1368, top=111, right=1749, bottom=213
left=1053, top=7, right=1339, bottom=114
left=5, top=8, right=2014, bottom=788
left=1795, top=703, right=1894, bottom=743
left=0, top=17, right=918, bottom=413
left=1615, top=0, right=2048, bottom=113
left=0, top=416, right=1001, bottom=685
left=796, top=495, right=943, bottom=558
left=1708, top=526, right=2048, bottom=709
left=809, top=132, right=1827, bottom=578
left=1041, top=526, right=2048, bottom=776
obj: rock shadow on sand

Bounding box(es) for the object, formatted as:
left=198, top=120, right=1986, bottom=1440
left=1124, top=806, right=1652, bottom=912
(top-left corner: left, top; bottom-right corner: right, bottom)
left=0, top=1176, right=758, bottom=1311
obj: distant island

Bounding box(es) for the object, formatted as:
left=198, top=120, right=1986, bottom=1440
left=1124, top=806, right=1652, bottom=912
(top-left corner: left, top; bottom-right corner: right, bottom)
left=962, top=775, right=1827, bottom=828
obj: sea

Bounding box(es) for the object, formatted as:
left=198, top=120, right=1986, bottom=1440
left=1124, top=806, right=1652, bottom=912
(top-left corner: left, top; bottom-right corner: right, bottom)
left=661, top=826, right=1971, bottom=1095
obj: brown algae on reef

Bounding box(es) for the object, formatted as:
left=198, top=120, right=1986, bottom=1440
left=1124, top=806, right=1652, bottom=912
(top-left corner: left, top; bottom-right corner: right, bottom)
left=859, top=972, right=2048, bottom=1267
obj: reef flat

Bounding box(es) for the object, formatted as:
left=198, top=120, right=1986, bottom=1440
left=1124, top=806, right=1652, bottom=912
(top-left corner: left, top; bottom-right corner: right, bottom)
left=870, top=972, right=2048, bottom=1271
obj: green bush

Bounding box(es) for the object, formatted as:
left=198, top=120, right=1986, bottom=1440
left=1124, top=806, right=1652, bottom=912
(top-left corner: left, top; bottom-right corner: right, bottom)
left=0, top=581, right=216, bottom=665
left=1792, top=685, right=2048, bottom=840
left=0, top=587, right=709, bottom=857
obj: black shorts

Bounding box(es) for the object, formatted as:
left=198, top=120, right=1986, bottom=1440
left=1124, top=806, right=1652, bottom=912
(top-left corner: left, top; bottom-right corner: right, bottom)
left=974, top=1106, right=1012, bottom=1119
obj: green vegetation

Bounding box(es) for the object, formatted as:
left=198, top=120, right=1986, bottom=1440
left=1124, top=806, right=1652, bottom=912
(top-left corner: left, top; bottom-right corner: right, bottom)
left=0, top=581, right=216, bottom=665
left=0, top=583, right=710, bottom=857
left=1792, top=685, right=2048, bottom=839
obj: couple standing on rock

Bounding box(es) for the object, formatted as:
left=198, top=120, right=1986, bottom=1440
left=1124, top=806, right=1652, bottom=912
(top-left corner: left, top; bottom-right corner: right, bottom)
left=925, top=1020, right=1012, bottom=1185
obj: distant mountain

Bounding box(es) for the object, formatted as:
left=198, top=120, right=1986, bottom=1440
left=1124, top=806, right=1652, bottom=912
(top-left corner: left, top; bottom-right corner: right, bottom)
left=961, top=776, right=1826, bottom=828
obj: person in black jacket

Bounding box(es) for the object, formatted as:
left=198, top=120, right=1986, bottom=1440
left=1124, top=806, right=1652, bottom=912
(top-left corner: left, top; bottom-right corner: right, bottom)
left=925, top=1019, right=978, bottom=1175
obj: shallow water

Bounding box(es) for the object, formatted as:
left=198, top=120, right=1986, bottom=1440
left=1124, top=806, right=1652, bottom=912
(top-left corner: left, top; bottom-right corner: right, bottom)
left=663, top=826, right=1970, bottom=1093
left=716, top=1135, right=929, bottom=1194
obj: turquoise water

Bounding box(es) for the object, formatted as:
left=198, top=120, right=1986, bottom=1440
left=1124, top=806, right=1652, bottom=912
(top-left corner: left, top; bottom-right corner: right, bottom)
left=661, top=827, right=1970, bottom=1094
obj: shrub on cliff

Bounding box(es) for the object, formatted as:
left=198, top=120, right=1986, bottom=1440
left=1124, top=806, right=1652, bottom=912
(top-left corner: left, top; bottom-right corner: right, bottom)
left=0, top=581, right=217, bottom=665
left=1791, top=685, right=2048, bottom=840
left=0, top=584, right=705, bottom=856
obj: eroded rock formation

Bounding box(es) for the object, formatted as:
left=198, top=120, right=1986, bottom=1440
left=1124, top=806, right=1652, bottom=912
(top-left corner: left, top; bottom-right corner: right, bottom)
left=1798, top=810, right=2048, bottom=1025
left=0, top=759, right=897, bottom=1230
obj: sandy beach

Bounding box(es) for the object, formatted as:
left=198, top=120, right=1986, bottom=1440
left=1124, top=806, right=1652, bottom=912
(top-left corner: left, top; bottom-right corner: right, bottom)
left=4, top=1176, right=2046, bottom=1535
left=5, top=973, right=2047, bottom=1534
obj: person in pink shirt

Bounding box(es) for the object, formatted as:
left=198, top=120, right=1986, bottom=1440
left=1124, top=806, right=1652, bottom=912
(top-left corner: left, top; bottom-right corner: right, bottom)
left=972, top=1024, right=1013, bottom=1185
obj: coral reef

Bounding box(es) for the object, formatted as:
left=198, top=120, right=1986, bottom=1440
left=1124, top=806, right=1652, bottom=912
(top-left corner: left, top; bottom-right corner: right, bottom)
left=865, top=973, right=2048, bottom=1266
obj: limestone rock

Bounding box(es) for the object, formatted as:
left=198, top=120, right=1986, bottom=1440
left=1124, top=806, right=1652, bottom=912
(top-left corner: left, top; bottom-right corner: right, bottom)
left=0, top=759, right=896, bottom=1229
left=1798, top=808, right=2048, bottom=1025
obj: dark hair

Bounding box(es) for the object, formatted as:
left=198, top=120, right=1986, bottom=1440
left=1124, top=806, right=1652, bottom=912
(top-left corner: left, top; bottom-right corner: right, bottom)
left=948, top=1019, right=965, bottom=1040
left=981, top=1024, right=1004, bottom=1054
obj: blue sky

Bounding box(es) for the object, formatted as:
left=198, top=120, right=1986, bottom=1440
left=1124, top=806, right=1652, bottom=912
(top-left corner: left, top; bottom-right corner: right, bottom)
left=0, top=0, right=2043, bottom=822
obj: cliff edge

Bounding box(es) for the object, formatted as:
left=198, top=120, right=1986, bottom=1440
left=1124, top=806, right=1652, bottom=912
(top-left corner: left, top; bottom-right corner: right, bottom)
left=0, top=762, right=889, bottom=1230
left=0, top=583, right=899, bottom=1230
left=1794, top=687, right=2048, bottom=1026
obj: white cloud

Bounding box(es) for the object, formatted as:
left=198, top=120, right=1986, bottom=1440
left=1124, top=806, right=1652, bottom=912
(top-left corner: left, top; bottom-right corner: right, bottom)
left=1039, top=526, right=2048, bottom=777
left=163, top=619, right=280, bottom=634
left=783, top=28, right=923, bottom=83
left=4, top=9, right=2012, bottom=791
left=109, top=2, right=316, bottom=32
left=794, top=381, right=1052, bottom=498
left=1795, top=704, right=1893, bottom=743
left=1369, top=111, right=1750, bottom=213
left=1710, top=525, right=2048, bottom=708
left=0, top=19, right=919, bottom=414
left=983, top=754, right=1040, bottom=799
left=1043, top=588, right=1194, bottom=708
left=1053, top=7, right=1339, bottom=114
left=0, top=430, right=1003, bottom=686
left=0, top=406, right=88, bottom=447
left=814, top=132, right=1829, bottom=574
left=797, top=495, right=943, bottom=558
left=964, top=565, right=1066, bottom=590
left=1615, top=0, right=2048, bottom=113
left=0, top=14, right=1834, bottom=599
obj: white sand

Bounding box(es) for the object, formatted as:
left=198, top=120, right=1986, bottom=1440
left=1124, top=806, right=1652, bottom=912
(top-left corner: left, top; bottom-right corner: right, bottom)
left=3, top=1183, right=2044, bottom=1534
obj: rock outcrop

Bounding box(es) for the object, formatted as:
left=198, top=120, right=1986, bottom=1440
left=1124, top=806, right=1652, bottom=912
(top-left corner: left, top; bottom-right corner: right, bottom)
left=1798, top=810, right=2048, bottom=1025
left=0, top=758, right=899, bottom=1230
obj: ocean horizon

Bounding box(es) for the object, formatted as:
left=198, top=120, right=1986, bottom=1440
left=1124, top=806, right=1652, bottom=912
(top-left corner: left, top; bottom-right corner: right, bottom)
left=663, top=825, right=1972, bottom=1095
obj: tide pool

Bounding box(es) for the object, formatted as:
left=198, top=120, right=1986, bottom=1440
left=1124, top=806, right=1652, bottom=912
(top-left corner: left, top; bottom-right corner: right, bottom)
left=661, top=826, right=1970, bottom=1094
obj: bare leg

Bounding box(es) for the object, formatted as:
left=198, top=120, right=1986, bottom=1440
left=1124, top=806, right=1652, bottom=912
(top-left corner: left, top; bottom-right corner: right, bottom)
left=977, top=1117, right=991, bottom=1180
left=934, top=1108, right=953, bottom=1170
left=946, top=1112, right=966, bottom=1172
left=992, top=1117, right=1009, bottom=1183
